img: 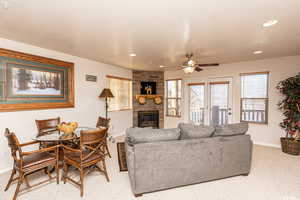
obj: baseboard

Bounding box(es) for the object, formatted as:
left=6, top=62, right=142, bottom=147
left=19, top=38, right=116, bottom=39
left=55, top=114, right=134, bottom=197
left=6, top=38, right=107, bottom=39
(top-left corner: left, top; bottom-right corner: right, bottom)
left=254, top=142, right=281, bottom=148
left=112, top=132, right=125, bottom=138
left=0, top=167, right=11, bottom=175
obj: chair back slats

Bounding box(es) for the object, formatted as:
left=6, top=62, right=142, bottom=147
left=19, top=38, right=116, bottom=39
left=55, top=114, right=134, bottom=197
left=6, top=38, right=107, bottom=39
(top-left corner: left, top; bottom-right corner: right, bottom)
left=96, top=117, right=110, bottom=128
left=80, top=128, right=107, bottom=145
left=80, top=128, right=108, bottom=162
left=35, top=117, right=60, bottom=136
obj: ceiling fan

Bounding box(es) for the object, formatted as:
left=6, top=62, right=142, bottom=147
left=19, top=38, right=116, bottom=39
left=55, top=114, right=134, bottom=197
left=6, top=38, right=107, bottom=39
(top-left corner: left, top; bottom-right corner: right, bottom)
left=170, top=53, right=219, bottom=73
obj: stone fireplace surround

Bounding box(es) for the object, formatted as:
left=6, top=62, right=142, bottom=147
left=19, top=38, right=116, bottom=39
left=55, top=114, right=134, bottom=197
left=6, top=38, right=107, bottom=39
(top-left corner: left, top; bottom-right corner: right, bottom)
left=132, top=71, right=164, bottom=128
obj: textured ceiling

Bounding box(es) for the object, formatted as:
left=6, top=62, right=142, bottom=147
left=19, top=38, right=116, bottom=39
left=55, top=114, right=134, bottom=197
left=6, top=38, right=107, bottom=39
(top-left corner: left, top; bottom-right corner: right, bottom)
left=0, top=0, right=299, bottom=70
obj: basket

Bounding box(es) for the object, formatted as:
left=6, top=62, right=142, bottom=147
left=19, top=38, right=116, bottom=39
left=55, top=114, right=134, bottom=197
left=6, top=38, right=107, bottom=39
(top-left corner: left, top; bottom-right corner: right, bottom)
left=280, top=137, right=300, bottom=155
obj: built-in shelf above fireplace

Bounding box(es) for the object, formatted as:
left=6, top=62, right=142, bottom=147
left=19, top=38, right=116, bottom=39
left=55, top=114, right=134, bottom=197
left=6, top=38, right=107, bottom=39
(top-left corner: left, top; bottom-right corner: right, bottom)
left=135, top=95, right=162, bottom=99
left=135, top=95, right=162, bottom=105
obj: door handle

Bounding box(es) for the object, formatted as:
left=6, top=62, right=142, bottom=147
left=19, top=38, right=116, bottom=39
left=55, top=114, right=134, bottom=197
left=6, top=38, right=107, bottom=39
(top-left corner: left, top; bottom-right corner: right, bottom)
left=228, top=112, right=232, bottom=115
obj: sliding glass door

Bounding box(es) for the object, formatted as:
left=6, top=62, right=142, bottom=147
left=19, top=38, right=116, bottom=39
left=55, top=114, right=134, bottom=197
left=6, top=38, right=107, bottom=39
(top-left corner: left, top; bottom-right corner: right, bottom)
left=188, top=78, right=233, bottom=125
left=189, top=83, right=205, bottom=125
left=209, top=80, right=232, bottom=125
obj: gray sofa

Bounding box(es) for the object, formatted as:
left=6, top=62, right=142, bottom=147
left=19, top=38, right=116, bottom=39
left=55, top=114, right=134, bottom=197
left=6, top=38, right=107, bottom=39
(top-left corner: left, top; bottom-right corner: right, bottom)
left=125, top=123, right=253, bottom=197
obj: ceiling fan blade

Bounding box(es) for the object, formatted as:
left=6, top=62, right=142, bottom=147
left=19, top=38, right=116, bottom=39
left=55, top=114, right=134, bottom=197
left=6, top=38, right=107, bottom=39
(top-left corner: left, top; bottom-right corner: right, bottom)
left=196, top=63, right=219, bottom=67
left=161, top=66, right=182, bottom=71
left=194, top=67, right=203, bottom=72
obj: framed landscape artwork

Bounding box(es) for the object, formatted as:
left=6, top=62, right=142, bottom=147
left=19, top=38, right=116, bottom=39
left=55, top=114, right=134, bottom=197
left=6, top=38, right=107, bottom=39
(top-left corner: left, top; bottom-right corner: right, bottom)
left=0, top=48, right=74, bottom=111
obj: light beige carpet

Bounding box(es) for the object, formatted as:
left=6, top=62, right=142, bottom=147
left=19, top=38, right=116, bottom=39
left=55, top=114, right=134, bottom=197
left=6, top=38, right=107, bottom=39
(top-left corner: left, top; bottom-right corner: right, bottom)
left=1, top=136, right=300, bottom=200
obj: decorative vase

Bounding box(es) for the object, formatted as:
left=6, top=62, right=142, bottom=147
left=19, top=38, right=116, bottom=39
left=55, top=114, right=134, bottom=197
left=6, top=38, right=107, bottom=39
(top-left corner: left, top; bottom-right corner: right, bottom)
left=58, top=122, right=78, bottom=139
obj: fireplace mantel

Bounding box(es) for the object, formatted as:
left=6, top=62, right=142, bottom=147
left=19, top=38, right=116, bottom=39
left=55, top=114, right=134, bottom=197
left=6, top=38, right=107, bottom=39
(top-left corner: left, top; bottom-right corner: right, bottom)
left=135, top=94, right=162, bottom=99
left=135, top=94, right=162, bottom=105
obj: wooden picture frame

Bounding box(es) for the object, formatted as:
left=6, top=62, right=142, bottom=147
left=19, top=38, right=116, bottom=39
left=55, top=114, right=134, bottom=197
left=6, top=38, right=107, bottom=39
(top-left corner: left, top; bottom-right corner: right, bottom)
left=0, top=48, right=74, bottom=112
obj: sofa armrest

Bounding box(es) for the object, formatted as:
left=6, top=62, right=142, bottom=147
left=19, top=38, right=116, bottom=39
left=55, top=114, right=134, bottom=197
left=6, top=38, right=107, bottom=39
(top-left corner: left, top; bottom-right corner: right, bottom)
left=125, top=142, right=136, bottom=193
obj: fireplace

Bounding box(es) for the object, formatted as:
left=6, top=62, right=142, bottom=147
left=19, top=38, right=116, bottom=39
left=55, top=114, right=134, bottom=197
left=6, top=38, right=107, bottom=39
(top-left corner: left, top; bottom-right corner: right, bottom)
left=138, top=110, right=159, bottom=128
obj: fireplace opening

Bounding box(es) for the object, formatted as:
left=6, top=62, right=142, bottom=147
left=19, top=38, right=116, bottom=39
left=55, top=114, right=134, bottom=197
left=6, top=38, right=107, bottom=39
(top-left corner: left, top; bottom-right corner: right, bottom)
left=138, top=110, right=159, bottom=128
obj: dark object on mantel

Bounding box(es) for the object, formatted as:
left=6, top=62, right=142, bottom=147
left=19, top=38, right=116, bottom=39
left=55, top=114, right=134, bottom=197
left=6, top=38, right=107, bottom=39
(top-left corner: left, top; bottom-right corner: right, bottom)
left=140, top=81, right=157, bottom=95
left=138, top=110, right=159, bottom=128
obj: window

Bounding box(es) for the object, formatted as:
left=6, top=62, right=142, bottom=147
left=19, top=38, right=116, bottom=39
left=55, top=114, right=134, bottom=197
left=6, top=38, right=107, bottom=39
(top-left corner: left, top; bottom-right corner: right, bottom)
left=240, top=72, right=269, bottom=124
left=166, top=79, right=182, bottom=117
left=107, top=75, right=132, bottom=111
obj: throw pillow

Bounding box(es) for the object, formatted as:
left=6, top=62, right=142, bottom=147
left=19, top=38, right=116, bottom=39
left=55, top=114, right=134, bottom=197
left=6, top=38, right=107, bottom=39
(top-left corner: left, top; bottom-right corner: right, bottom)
left=178, top=123, right=215, bottom=139
left=214, top=122, right=249, bottom=137
left=126, top=128, right=180, bottom=145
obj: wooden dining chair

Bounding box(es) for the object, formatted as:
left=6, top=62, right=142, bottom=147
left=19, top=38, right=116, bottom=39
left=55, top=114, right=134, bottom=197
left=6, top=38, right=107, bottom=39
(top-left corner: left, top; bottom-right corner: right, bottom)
left=4, top=128, right=59, bottom=200
left=62, top=128, right=110, bottom=197
left=96, top=117, right=111, bottom=158
left=35, top=117, right=61, bottom=150
left=35, top=117, right=61, bottom=137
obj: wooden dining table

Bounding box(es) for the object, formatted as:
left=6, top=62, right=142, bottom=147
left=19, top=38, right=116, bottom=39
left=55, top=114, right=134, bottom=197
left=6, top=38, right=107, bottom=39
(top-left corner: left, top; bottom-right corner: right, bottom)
left=32, top=126, right=97, bottom=143
left=32, top=126, right=99, bottom=171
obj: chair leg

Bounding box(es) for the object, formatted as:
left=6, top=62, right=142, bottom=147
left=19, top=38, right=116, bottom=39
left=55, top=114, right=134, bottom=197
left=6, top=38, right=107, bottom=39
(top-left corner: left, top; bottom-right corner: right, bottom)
left=105, top=143, right=112, bottom=158
left=63, top=163, right=69, bottom=184
left=134, top=193, right=143, bottom=197
left=4, top=168, right=16, bottom=191
left=13, top=173, right=24, bottom=200
left=102, top=160, right=110, bottom=182
left=24, top=176, right=30, bottom=188
left=80, top=169, right=84, bottom=197
left=45, top=168, right=53, bottom=180
left=56, top=164, right=59, bottom=185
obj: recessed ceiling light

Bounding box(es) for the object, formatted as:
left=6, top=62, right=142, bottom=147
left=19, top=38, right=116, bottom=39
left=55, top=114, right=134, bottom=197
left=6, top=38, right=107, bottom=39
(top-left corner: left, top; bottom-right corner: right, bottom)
left=263, top=20, right=278, bottom=27
left=253, top=50, right=263, bottom=54
left=159, top=65, right=166, bottom=68
left=0, top=0, right=9, bottom=9
left=130, top=53, right=136, bottom=57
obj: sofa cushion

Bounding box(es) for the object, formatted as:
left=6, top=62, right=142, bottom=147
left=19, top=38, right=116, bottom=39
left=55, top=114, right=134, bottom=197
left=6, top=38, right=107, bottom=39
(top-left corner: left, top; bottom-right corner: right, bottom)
left=126, top=127, right=152, bottom=135
left=214, top=123, right=249, bottom=137
left=126, top=128, right=180, bottom=145
left=178, top=123, right=215, bottom=139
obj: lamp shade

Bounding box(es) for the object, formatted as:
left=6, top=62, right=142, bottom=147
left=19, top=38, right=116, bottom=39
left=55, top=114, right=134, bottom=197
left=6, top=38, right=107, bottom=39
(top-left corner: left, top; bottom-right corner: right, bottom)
left=99, top=88, right=114, bottom=98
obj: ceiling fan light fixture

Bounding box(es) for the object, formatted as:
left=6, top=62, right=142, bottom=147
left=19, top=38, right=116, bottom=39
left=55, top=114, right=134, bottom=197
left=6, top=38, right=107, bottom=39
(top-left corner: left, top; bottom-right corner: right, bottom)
left=263, top=20, right=278, bottom=27
left=0, top=0, right=9, bottom=9
left=253, top=50, right=263, bottom=54
left=187, top=60, right=195, bottom=66
left=183, top=66, right=194, bottom=73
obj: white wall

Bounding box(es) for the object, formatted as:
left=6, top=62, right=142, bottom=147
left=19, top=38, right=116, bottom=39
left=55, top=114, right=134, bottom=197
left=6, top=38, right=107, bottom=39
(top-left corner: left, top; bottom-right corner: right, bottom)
left=0, top=38, right=132, bottom=173
left=165, top=55, right=300, bottom=148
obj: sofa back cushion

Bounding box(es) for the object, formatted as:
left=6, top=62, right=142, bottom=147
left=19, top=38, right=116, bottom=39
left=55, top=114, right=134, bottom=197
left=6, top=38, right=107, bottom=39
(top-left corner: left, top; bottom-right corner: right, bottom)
left=178, top=123, right=215, bottom=139
left=126, top=127, right=181, bottom=145
left=214, top=123, right=248, bottom=137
